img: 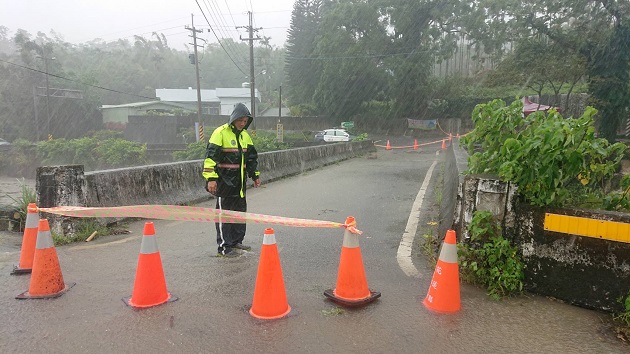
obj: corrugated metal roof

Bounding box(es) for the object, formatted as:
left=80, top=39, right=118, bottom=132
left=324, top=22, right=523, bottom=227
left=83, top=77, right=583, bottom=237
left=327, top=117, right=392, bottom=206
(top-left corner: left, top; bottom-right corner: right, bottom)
left=101, top=101, right=192, bottom=110
left=156, top=89, right=219, bottom=102
left=216, top=88, right=259, bottom=99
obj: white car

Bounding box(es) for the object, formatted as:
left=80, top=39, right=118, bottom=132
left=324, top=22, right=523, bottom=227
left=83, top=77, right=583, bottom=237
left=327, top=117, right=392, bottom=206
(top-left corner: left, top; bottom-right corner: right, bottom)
left=321, top=129, right=350, bottom=142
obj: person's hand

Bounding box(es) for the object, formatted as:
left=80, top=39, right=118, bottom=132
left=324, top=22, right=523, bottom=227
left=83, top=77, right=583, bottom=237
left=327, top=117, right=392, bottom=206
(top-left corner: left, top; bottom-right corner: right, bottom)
left=207, top=180, right=217, bottom=194
left=254, top=178, right=261, bottom=188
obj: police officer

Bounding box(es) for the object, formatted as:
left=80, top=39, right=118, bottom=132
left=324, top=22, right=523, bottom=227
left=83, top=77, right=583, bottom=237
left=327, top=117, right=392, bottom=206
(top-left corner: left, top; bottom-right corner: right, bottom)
left=203, top=103, right=261, bottom=257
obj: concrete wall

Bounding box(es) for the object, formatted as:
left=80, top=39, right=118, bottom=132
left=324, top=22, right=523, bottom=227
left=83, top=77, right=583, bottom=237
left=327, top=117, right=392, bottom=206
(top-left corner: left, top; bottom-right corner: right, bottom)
left=450, top=141, right=630, bottom=313
left=36, top=141, right=375, bottom=232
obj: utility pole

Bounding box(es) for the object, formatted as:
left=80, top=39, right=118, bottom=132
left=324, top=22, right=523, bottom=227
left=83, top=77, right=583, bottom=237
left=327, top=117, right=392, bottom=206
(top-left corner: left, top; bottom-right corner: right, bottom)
left=238, top=11, right=261, bottom=131
left=278, top=85, right=282, bottom=121
left=186, top=14, right=204, bottom=139
left=36, top=52, right=55, bottom=138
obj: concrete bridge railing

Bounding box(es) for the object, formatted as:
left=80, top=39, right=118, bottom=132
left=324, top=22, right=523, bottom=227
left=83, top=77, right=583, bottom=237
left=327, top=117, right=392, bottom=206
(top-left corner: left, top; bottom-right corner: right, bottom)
left=35, top=140, right=375, bottom=234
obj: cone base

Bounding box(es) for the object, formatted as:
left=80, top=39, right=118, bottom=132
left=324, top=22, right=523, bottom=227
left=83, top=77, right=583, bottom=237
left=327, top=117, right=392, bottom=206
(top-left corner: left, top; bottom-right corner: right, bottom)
left=324, top=289, right=381, bottom=307
left=122, top=293, right=178, bottom=309
left=249, top=305, right=292, bottom=320
left=422, top=297, right=461, bottom=314
left=16, top=282, right=75, bottom=299
left=10, top=266, right=32, bottom=275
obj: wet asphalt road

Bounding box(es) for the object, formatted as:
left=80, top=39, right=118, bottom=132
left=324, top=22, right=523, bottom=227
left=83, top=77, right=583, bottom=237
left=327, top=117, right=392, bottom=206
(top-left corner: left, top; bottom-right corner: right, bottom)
left=0, top=136, right=627, bottom=353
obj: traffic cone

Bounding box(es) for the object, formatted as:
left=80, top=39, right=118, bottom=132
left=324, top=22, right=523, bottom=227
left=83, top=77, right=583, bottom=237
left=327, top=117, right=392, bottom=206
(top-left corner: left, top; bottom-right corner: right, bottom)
left=16, top=219, right=75, bottom=299
left=449, top=133, right=452, bottom=141
left=324, top=217, right=380, bottom=307
left=413, top=139, right=419, bottom=150
left=123, top=222, right=177, bottom=309
left=423, top=229, right=460, bottom=313
left=11, top=203, right=39, bottom=275
left=250, top=228, right=291, bottom=319
left=386, top=140, right=391, bottom=150
left=441, top=139, right=446, bottom=150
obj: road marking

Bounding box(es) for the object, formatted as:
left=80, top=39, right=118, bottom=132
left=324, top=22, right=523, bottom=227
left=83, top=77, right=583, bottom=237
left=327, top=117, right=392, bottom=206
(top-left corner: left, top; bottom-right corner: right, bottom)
left=397, top=158, right=438, bottom=278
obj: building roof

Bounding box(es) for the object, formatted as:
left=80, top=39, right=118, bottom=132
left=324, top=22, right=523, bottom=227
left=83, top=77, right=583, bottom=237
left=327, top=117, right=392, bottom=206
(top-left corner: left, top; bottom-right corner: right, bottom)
left=101, top=101, right=192, bottom=110
left=155, top=89, right=219, bottom=102
left=522, top=96, right=560, bottom=116
left=216, top=88, right=260, bottom=99
left=156, top=88, right=260, bottom=103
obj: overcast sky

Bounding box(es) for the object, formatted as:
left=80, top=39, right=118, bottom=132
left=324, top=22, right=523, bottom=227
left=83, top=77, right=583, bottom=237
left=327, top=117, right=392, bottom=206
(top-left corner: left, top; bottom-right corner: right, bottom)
left=1, top=0, right=295, bottom=50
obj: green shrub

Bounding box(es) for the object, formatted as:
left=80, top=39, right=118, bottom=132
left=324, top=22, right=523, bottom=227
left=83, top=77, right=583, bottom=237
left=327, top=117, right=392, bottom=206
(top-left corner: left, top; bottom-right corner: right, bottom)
left=173, top=141, right=206, bottom=161
left=458, top=211, right=524, bottom=299
left=36, top=137, right=146, bottom=170
left=462, top=99, right=626, bottom=207
left=94, top=139, right=146, bottom=168
left=251, top=131, right=289, bottom=152
left=613, top=291, right=630, bottom=327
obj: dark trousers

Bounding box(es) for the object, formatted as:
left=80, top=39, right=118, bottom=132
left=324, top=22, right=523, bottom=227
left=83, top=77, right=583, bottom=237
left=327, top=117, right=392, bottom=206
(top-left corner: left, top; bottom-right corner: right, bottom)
left=215, top=196, right=247, bottom=254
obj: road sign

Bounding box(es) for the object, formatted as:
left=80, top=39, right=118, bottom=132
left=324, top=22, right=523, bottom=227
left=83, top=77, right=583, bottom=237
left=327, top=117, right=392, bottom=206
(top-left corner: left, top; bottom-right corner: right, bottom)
left=276, top=124, right=284, bottom=143
left=341, top=121, right=354, bottom=130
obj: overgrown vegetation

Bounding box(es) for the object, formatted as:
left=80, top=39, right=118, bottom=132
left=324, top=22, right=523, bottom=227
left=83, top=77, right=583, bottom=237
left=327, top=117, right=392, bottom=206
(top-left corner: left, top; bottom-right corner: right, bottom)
left=461, top=99, right=626, bottom=208
left=51, top=219, right=127, bottom=246
left=2, top=132, right=147, bottom=176
left=421, top=221, right=438, bottom=266
left=458, top=211, right=524, bottom=300
left=4, top=178, right=37, bottom=230
left=614, top=291, right=630, bottom=327
left=613, top=291, right=630, bottom=339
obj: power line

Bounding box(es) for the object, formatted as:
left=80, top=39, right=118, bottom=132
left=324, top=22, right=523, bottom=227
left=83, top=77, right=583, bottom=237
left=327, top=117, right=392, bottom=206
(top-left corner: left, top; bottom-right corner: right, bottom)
left=78, top=16, right=190, bottom=42
left=195, top=0, right=248, bottom=75
left=202, top=0, right=249, bottom=67
left=0, top=58, right=157, bottom=100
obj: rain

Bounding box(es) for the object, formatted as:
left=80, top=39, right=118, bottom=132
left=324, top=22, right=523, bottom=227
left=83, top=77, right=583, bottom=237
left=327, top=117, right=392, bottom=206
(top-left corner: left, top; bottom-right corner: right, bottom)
left=1, top=0, right=630, bottom=352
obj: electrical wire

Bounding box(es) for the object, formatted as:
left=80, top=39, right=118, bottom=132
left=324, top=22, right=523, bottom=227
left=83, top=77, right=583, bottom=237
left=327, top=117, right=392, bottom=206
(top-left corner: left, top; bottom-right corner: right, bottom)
left=0, top=58, right=157, bottom=100
left=197, top=0, right=249, bottom=72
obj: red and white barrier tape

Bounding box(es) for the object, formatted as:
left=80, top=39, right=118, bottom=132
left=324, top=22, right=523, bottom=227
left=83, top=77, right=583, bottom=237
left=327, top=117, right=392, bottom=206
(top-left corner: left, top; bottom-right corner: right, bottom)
left=38, top=205, right=362, bottom=234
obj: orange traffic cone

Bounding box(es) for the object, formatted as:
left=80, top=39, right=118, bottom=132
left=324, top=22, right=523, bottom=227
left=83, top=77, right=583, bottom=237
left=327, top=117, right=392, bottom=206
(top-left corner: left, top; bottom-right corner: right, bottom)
left=441, top=139, right=446, bottom=150
left=324, top=217, right=380, bottom=307
left=413, top=139, right=419, bottom=150
left=11, top=203, right=39, bottom=275
left=386, top=140, right=391, bottom=150
left=423, top=229, right=460, bottom=313
left=250, top=228, right=291, bottom=319
left=16, top=219, right=75, bottom=299
left=123, top=222, right=177, bottom=309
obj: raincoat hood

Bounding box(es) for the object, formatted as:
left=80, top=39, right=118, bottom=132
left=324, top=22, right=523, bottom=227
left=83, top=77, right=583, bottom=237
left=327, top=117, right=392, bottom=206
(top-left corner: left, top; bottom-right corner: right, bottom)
left=229, top=103, right=253, bottom=129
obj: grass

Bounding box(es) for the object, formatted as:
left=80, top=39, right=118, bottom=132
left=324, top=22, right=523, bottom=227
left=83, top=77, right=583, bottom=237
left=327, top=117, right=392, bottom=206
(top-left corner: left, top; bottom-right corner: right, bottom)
left=4, top=178, right=37, bottom=230
left=320, top=307, right=345, bottom=316
left=51, top=219, right=129, bottom=246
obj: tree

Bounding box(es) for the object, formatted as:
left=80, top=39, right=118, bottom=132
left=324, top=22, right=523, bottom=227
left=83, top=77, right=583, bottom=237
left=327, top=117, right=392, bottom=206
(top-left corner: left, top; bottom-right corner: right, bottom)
left=487, top=38, right=586, bottom=108
left=311, top=0, right=389, bottom=120
left=470, top=0, right=630, bottom=141
left=285, top=0, right=324, bottom=107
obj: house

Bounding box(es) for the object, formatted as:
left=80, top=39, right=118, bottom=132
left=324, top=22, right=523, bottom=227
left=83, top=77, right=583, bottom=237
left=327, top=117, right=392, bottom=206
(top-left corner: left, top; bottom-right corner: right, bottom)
left=155, top=87, right=261, bottom=116
left=100, top=86, right=262, bottom=129
left=100, top=101, right=194, bottom=130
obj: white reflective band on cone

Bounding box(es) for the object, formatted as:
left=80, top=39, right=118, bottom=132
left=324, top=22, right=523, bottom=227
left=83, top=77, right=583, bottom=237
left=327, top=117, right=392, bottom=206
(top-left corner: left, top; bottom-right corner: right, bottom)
left=36, top=231, right=54, bottom=249
left=25, top=214, right=39, bottom=228
left=439, top=243, right=458, bottom=264
left=140, top=235, right=159, bottom=254
left=342, top=229, right=360, bottom=249
left=263, top=233, right=276, bottom=245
